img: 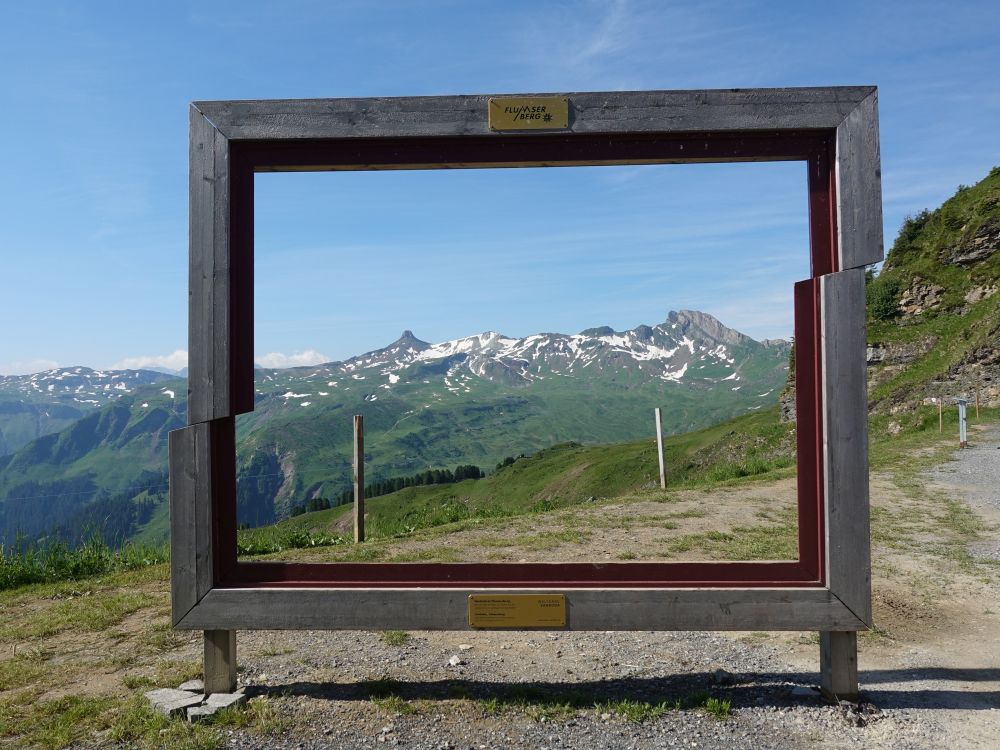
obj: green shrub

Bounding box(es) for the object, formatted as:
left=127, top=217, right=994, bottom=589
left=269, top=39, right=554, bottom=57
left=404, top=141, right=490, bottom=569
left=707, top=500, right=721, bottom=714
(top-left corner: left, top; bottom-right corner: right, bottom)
left=867, top=274, right=901, bottom=320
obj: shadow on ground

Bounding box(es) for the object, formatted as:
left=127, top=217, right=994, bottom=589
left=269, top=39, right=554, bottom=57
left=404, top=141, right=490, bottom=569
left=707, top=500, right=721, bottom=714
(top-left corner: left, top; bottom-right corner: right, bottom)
left=242, top=668, right=1000, bottom=711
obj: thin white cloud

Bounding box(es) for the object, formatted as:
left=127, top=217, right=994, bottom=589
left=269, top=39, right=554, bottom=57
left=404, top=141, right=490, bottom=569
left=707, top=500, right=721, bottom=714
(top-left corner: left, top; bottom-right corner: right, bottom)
left=0, top=358, right=60, bottom=376
left=519, top=0, right=637, bottom=84
left=569, top=0, right=633, bottom=68
left=111, top=350, right=188, bottom=372
left=255, top=350, right=330, bottom=369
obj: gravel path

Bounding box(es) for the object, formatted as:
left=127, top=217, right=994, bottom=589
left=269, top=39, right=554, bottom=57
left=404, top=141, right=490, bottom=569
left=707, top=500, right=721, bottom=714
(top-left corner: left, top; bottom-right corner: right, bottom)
left=928, top=425, right=1000, bottom=562
left=218, top=628, right=936, bottom=750
left=927, top=425, right=1000, bottom=514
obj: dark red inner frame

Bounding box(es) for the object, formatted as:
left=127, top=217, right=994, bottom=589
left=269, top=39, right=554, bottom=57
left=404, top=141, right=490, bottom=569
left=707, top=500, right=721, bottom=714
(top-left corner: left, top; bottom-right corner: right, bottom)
left=211, top=130, right=838, bottom=589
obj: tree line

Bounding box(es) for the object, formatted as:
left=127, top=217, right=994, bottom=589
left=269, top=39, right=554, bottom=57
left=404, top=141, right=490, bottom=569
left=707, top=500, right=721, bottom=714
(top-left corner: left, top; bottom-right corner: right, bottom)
left=290, top=463, right=486, bottom=517
left=0, top=469, right=167, bottom=549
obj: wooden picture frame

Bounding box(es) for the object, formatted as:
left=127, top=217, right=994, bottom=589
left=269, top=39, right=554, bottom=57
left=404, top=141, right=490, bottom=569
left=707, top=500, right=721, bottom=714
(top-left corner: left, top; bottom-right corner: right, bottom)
left=171, top=87, right=881, bottom=699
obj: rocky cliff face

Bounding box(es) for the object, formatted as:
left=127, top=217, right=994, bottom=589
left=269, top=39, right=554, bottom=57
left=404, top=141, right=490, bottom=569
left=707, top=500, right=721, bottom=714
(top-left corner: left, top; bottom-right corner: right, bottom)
left=939, top=216, right=1000, bottom=266
left=865, top=167, right=1000, bottom=414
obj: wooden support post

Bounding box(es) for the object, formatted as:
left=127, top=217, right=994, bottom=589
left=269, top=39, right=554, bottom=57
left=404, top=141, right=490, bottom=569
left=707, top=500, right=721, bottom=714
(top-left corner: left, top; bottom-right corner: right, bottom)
left=975, top=387, right=980, bottom=419
left=820, top=630, right=859, bottom=702
left=203, top=629, right=237, bottom=695
left=938, top=399, right=943, bottom=432
left=353, top=415, right=365, bottom=543
left=654, top=407, right=666, bottom=489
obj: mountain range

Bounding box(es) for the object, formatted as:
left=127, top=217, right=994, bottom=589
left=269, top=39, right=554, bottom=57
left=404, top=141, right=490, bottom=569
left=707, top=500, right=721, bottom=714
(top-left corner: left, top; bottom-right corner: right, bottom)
left=0, top=310, right=789, bottom=546
left=0, top=368, right=176, bottom=456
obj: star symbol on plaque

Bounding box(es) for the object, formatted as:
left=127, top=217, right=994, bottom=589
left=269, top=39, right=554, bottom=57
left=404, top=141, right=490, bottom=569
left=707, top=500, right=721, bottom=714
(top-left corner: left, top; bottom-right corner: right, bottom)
left=543, top=113, right=552, bottom=122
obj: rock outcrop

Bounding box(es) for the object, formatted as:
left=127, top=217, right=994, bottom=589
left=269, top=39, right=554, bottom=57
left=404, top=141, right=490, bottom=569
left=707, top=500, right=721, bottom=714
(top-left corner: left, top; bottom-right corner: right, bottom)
left=897, top=277, right=944, bottom=316
left=940, top=217, right=1000, bottom=266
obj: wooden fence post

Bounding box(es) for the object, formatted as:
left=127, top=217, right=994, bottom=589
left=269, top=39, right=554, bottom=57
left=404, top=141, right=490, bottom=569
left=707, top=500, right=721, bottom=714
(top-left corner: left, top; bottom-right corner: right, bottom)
left=204, top=629, right=237, bottom=695
left=353, top=415, right=365, bottom=543
left=654, top=408, right=666, bottom=489
left=938, top=399, right=943, bottom=432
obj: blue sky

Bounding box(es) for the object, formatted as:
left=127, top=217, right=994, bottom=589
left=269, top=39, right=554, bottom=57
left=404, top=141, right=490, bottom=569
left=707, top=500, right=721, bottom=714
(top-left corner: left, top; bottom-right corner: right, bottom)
left=1, top=1, right=998, bottom=374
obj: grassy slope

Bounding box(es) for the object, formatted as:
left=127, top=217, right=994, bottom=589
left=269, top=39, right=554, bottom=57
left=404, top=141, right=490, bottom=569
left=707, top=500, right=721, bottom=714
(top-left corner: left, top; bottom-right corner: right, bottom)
left=251, top=408, right=793, bottom=546
left=236, top=367, right=786, bottom=504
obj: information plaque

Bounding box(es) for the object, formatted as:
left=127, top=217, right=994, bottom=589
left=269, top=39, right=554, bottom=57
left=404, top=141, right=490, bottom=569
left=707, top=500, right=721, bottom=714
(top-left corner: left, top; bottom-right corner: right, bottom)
left=488, top=97, right=569, bottom=130
left=468, top=594, right=567, bottom=628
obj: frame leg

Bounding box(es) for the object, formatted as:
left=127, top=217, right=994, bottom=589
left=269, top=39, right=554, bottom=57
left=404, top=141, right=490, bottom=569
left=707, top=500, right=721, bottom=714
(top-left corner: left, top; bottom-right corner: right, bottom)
left=820, top=630, right=859, bottom=701
left=204, top=629, right=237, bottom=695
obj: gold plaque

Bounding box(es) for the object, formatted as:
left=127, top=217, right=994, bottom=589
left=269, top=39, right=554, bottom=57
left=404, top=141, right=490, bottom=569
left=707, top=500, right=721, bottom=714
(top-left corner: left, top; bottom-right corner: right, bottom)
left=488, top=97, right=569, bottom=130
left=468, top=594, right=566, bottom=628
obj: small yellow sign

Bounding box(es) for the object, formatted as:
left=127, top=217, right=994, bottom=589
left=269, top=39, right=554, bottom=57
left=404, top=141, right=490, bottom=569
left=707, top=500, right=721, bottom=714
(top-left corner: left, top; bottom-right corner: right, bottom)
left=488, top=97, right=569, bottom=130
left=468, top=594, right=566, bottom=628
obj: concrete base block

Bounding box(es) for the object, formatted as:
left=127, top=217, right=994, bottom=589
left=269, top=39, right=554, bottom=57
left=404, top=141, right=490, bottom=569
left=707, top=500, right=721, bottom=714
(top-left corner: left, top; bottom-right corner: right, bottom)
left=144, top=688, right=204, bottom=717
left=206, top=691, right=247, bottom=710
left=186, top=705, right=216, bottom=722
left=185, top=691, right=246, bottom=722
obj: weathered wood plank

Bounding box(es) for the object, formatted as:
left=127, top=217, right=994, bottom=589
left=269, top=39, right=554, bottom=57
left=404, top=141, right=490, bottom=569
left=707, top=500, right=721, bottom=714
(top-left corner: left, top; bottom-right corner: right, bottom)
left=176, top=587, right=866, bottom=631
left=821, top=269, right=872, bottom=626
left=211, top=119, right=231, bottom=421
left=820, top=630, right=859, bottom=701
left=169, top=424, right=215, bottom=626
left=203, top=629, right=237, bottom=695
left=836, top=90, right=884, bottom=269
left=195, top=87, right=875, bottom=141
left=188, top=105, right=231, bottom=424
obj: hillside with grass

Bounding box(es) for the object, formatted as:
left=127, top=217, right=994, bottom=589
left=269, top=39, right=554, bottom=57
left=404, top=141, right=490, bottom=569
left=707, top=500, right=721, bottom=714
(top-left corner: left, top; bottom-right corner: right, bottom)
left=865, top=166, right=1000, bottom=413
left=240, top=408, right=795, bottom=554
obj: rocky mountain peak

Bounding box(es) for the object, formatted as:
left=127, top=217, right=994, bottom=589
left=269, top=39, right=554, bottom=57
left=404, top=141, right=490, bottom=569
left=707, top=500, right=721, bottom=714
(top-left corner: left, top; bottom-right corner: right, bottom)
left=393, top=330, right=428, bottom=348
left=667, top=310, right=755, bottom=348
